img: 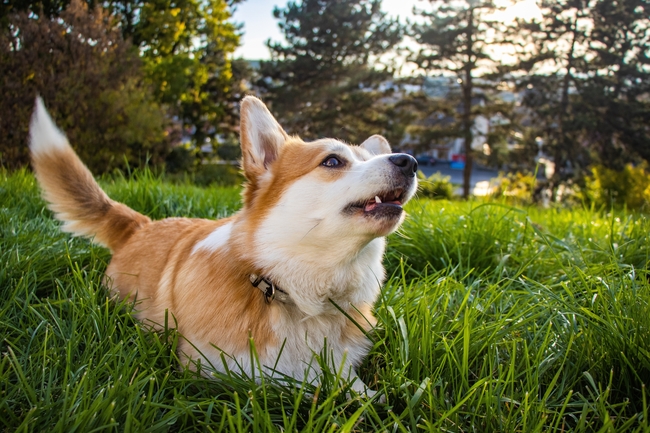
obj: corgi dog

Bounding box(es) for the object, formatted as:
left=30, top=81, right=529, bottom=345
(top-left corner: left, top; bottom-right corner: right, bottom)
left=29, top=95, right=418, bottom=395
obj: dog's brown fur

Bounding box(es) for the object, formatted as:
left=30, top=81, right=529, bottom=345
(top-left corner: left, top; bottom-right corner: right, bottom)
left=29, top=95, right=417, bottom=392
left=32, top=144, right=151, bottom=251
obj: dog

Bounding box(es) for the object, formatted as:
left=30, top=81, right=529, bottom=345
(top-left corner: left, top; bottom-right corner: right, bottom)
left=29, top=95, right=418, bottom=396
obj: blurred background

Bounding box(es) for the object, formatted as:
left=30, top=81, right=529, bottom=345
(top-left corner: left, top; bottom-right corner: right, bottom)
left=1, top=0, right=648, bottom=206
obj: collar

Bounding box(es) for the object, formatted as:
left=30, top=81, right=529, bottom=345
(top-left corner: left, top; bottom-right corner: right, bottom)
left=249, top=273, right=292, bottom=304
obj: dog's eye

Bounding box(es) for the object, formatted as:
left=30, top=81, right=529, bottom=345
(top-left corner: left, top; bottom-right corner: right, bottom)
left=321, top=156, right=342, bottom=168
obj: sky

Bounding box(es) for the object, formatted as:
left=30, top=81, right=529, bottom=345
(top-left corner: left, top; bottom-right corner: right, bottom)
left=231, top=0, right=543, bottom=60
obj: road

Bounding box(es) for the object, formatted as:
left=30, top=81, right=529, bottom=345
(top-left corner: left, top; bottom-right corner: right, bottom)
left=418, top=162, right=499, bottom=194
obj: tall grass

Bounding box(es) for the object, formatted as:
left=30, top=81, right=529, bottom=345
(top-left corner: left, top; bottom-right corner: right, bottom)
left=1, top=168, right=649, bottom=432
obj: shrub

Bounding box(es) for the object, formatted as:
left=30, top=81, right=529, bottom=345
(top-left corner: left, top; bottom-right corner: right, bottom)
left=416, top=171, right=454, bottom=200
left=165, top=145, right=198, bottom=174
left=491, top=171, right=536, bottom=205
left=216, top=133, right=243, bottom=161
left=193, top=163, right=243, bottom=187
left=584, top=164, right=650, bottom=211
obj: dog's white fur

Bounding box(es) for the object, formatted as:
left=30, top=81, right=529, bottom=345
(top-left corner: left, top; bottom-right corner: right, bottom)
left=29, top=95, right=417, bottom=395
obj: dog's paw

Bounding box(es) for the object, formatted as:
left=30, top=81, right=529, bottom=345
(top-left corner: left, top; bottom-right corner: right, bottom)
left=364, top=388, right=386, bottom=403
left=347, top=380, right=386, bottom=403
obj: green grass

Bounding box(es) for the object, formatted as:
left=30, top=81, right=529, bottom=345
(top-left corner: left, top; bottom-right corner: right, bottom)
left=1, top=168, right=649, bottom=432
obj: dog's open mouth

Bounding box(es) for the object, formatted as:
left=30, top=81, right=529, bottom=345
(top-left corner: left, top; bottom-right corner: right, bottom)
left=346, top=189, right=405, bottom=218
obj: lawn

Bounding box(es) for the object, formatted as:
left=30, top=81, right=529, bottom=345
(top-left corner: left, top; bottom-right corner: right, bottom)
left=1, top=168, right=649, bottom=432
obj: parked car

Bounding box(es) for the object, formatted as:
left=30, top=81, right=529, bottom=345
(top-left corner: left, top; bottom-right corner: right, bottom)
left=415, top=155, right=436, bottom=166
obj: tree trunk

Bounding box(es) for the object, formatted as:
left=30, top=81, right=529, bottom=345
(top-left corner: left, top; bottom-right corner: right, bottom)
left=462, top=7, right=475, bottom=199
left=551, top=18, right=577, bottom=200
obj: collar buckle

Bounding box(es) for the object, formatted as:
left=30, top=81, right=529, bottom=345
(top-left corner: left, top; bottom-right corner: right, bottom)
left=249, top=273, right=276, bottom=304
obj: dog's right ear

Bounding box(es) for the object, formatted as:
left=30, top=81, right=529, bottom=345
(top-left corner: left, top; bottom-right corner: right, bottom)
left=240, top=96, right=288, bottom=180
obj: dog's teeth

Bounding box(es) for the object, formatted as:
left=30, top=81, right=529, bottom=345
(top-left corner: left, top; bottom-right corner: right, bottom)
left=375, top=195, right=382, bottom=203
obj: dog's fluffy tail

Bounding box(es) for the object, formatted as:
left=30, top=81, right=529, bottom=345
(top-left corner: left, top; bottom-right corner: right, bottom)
left=29, top=97, right=150, bottom=252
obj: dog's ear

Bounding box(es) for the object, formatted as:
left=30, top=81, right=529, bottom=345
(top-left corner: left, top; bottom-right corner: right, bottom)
left=240, top=96, right=288, bottom=179
left=360, top=135, right=391, bottom=156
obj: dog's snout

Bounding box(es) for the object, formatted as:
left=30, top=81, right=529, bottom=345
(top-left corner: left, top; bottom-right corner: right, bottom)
left=388, top=154, right=418, bottom=178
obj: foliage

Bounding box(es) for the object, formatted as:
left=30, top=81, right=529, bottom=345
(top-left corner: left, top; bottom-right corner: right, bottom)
left=2, top=0, right=245, bottom=156
left=215, top=132, right=243, bottom=161
left=256, top=0, right=403, bottom=145
left=193, top=163, right=243, bottom=187
left=0, top=0, right=68, bottom=24
left=2, top=169, right=650, bottom=431
left=514, top=0, right=591, bottom=184
left=416, top=170, right=454, bottom=200
left=165, top=144, right=199, bottom=174
left=514, top=0, right=650, bottom=186
left=121, top=0, right=243, bottom=150
left=0, top=0, right=170, bottom=173
left=579, top=0, right=650, bottom=168
left=490, top=171, right=537, bottom=205
left=408, top=0, right=649, bottom=199
left=584, top=164, right=650, bottom=211
left=165, top=134, right=243, bottom=185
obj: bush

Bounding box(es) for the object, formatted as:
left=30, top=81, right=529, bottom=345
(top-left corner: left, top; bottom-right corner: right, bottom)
left=584, top=164, right=650, bottom=210
left=491, top=171, right=536, bottom=205
left=193, top=163, right=243, bottom=187
left=165, top=145, right=198, bottom=174
left=416, top=171, right=454, bottom=200
left=216, top=133, right=243, bottom=161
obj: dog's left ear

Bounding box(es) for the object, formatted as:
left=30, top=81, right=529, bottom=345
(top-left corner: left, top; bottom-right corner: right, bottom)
left=360, top=135, right=391, bottom=155
left=240, top=96, right=289, bottom=179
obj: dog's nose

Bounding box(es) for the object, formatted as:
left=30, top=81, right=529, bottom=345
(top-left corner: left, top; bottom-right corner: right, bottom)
left=388, top=154, right=418, bottom=177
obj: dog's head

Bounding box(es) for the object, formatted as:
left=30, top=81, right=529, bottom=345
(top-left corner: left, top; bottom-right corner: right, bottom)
left=238, top=96, right=417, bottom=242
left=235, top=96, right=417, bottom=311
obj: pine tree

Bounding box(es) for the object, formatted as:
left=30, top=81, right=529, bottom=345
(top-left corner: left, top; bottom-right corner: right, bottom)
left=256, top=0, right=403, bottom=145
left=411, top=0, right=512, bottom=198
left=580, top=0, right=650, bottom=167
left=514, top=0, right=594, bottom=188
left=515, top=0, right=649, bottom=190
